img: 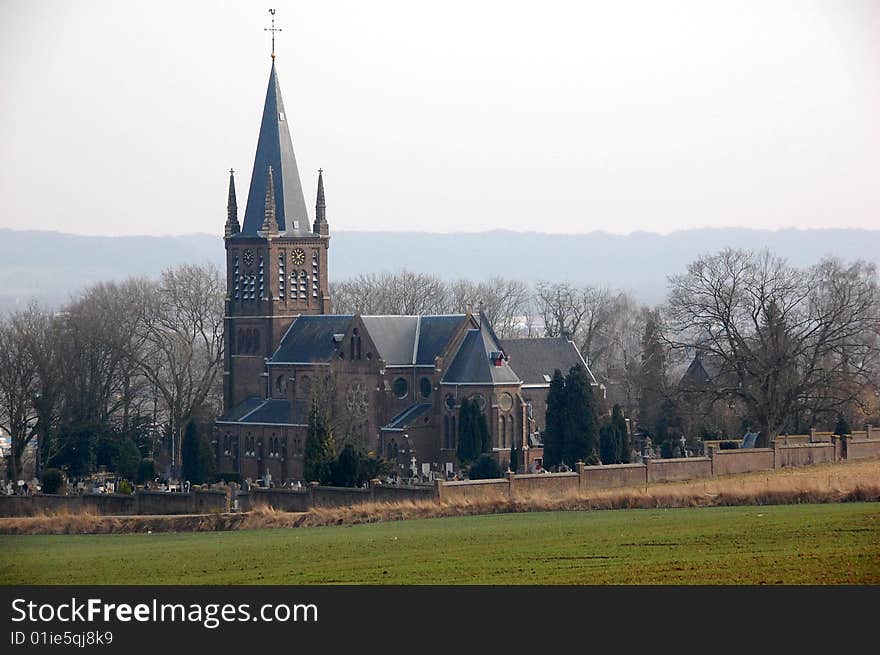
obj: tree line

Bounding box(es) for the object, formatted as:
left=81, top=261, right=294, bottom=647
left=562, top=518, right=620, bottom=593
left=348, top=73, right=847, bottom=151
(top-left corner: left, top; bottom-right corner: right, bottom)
left=2, top=247, right=878, bottom=485
left=0, top=264, right=224, bottom=482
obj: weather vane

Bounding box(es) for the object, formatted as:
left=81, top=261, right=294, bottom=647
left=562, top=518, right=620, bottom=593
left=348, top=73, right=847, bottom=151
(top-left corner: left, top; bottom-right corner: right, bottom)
left=265, top=9, right=282, bottom=60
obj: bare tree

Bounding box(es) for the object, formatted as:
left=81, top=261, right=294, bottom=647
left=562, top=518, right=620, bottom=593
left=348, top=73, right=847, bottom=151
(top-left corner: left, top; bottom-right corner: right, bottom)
left=0, top=307, right=49, bottom=479
left=534, top=282, right=616, bottom=368
left=666, top=249, right=880, bottom=446
left=447, top=278, right=533, bottom=338
left=133, top=264, right=225, bottom=467
left=331, top=271, right=448, bottom=315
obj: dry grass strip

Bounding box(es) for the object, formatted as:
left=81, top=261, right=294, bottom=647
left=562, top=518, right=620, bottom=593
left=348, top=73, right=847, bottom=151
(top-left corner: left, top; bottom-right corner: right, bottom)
left=2, top=458, right=878, bottom=535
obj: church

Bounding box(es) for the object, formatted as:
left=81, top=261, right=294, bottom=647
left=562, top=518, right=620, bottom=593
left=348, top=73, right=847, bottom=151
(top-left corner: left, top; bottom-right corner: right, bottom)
left=214, top=51, right=597, bottom=482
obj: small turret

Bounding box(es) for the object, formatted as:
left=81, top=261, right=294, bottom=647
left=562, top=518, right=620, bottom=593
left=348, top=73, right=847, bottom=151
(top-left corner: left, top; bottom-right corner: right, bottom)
left=313, top=168, right=329, bottom=236
left=224, top=168, right=240, bottom=238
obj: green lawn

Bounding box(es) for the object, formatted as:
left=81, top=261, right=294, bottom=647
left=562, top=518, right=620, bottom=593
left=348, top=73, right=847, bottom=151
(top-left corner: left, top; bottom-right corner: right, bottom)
left=1, top=503, right=878, bottom=584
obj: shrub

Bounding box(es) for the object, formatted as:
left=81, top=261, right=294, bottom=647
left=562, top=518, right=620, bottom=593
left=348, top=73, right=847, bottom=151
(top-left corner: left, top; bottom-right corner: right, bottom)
left=117, top=479, right=134, bottom=495
left=40, top=468, right=64, bottom=494
left=216, top=472, right=242, bottom=485
left=468, top=454, right=503, bottom=480
left=718, top=440, right=740, bottom=450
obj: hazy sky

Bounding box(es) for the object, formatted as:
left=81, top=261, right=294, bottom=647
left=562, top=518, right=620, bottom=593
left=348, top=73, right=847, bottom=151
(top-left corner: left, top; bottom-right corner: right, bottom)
left=1, top=0, right=878, bottom=236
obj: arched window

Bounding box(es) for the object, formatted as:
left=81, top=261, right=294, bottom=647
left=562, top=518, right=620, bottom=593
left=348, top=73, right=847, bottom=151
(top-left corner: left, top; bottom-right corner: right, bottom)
left=393, top=377, right=408, bottom=399
left=499, top=416, right=505, bottom=448
left=443, top=415, right=450, bottom=450
left=507, top=415, right=515, bottom=449
left=450, top=416, right=456, bottom=449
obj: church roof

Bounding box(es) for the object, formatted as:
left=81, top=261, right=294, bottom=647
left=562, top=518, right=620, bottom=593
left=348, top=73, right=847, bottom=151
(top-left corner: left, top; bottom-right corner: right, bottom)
left=217, top=397, right=264, bottom=422
left=361, top=316, right=420, bottom=365
left=271, top=314, right=469, bottom=366
left=361, top=315, right=469, bottom=366
left=217, top=397, right=307, bottom=426
left=238, top=61, right=311, bottom=237
left=678, top=352, right=724, bottom=389
left=271, top=315, right=354, bottom=364
left=500, top=337, right=597, bottom=386
left=441, top=326, right=521, bottom=386
left=382, top=402, right=433, bottom=431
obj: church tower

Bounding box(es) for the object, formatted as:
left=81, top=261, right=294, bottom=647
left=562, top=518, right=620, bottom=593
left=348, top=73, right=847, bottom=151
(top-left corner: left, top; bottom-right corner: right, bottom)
left=223, top=55, right=331, bottom=411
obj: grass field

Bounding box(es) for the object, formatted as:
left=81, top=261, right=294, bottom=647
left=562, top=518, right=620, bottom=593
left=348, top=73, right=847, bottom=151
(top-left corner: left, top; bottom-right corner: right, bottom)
left=1, top=503, right=878, bottom=584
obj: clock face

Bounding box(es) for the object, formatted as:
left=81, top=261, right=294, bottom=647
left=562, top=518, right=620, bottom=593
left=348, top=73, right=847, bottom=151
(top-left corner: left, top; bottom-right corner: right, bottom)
left=242, top=248, right=255, bottom=267
left=291, top=248, right=306, bottom=266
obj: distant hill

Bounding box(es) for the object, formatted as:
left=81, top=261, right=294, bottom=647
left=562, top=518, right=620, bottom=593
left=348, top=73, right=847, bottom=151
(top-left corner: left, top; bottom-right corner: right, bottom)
left=1, top=227, right=878, bottom=311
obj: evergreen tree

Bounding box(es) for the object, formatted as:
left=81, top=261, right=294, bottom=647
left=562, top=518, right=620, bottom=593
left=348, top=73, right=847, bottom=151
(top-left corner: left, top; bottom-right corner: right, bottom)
left=509, top=436, right=520, bottom=473
left=456, top=398, right=477, bottom=463
left=304, top=398, right=336, bottom=484
left=543, top=369, right=567, bottom=468
left=181, top=421, right=201, bottom=482
left=181, top=421, right=214, bottom=484
left=475, top=403, right=491, bottom=455
left=563, top=365, right=599, bottom=466
left=834, top=414, right=851, bottom=436
left=331, top=443, right=361, bottom=487
left=115, top=438, right=141, bottom=481
left=612, top=404, right=630, bottom=463
left=599, top=422, right=618, bottom=464
left=638, top=310, right=666, bottom=437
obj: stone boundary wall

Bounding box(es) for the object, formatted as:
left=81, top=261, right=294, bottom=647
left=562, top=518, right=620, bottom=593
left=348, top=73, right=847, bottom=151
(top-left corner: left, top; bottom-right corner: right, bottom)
left=710, top=448, right=775, bottom=476
left=511, top=472, right=579, bottom=497
left=0, top=483, right=434, bottom=518
left=436, top=478, right=509, bottom=503
left=2, top=433, right=877, bottom=517
left=581, top=463, right=647, bottom=490
left=647, top=457, right=712, bottom=483
left=841, top=438, right=880, bottom=461
left=774, top=443, right=835, bottom=468
left=436, top=435, right=878, bottom=502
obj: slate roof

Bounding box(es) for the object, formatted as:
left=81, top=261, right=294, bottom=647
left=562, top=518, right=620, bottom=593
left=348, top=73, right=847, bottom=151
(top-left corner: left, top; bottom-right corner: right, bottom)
left=217, top=398, right=308, bottom=426
left=360, top=315, right=468, bottom=366
left=361, top=316, right=420, bottom=365
left=218, top=397, right=264, bottom=422
left=500, top=337, right=597, bottom=386
left=678, top=352, right=726, bottom=389
left=271, top=315, right=354, bottom=363
left=442, top=327, right=521, bottom=385
left=238, top=61, right=311, bottom=237
left=382, top=403, right=433, bottom=431
left=416, top=315, right=468, bottom=365
left=271, top=314, right=468, bottom=367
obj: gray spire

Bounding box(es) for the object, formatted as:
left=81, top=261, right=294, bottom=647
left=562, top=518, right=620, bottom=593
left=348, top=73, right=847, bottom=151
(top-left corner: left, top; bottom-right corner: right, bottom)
left=241, top=61, right=311, bottom=236
left=260, top=165, right=279, bottom=235
left=313, top=168, right=329, bottom=236
left=225, top=168, right=240, bottom=238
